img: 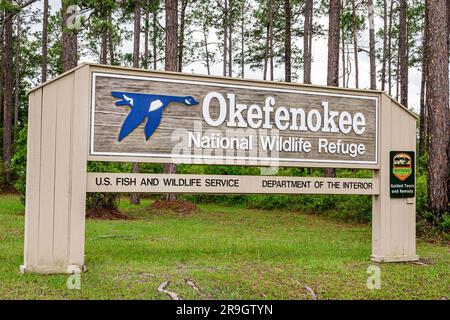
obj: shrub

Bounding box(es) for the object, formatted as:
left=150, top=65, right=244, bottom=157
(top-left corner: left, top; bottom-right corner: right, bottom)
left=416, top=173, right=429, bottom=218
left=10, top=127, right=128, bottom=211
left=86, top=192, right=120, bottom=211
left=327, top=195, right=372, bottom=222
left=86, top=161, right=127, bottom=211
left=181, top=167, right=374, bottom=221
left=11, top=126, right=28, bottom=203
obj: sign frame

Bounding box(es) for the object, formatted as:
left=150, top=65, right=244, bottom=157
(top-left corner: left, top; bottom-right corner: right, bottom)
left=89, top=72, right=380, bottom=169
left=87, top=173, right=380, bottom=195
left=21, top=63, right=420, bottom=274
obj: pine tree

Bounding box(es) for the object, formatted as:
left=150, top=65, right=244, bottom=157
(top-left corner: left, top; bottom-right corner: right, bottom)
left=303, top=0, right=312, bottom=84
left=368, top=0, right=376, bottom=90
left=131, top=0, right=142, bottom=205
left=61, top=0, right=78, bottom=71
left=426, top=0, right=449, bottom=217
left=284, top=0, right=292, bottom=82
left=399, top=0, right=408, bottom=106
left=2, top=1, right=13, bottom=185
left=163, top=0, right=178, bottom=201
left=325, top=0, right=341, bottom=178
left=42, top=0, right=49, bottom=82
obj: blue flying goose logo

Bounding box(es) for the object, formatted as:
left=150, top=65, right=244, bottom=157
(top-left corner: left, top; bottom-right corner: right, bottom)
left=112, top=91, right=199, bottom=141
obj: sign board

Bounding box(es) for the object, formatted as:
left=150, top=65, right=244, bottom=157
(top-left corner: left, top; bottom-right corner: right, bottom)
left=390, top=151, right=415, bottom=198
left=91, top=73, right=379, bottom=167
left=87, top=173, right=380, bottom=195
left=22, top=64, right=420, bottom=274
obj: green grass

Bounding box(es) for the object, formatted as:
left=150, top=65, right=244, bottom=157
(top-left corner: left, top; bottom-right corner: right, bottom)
left=0, top=194, right=448, bottom=300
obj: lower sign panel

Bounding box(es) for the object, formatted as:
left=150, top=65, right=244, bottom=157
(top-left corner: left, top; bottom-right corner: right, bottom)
left=87, top=173, right=380, bottom=195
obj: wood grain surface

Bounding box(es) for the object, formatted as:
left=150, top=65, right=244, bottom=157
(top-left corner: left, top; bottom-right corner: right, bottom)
left=87, top=173, right=380, bottom=195
left=90, top=73, right=378, bottom=166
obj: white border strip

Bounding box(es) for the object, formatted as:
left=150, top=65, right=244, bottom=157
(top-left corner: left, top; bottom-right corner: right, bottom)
left=90, top=72, right=379, bottom=165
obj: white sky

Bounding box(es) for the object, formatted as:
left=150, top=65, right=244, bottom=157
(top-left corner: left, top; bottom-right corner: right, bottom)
left=38, top=0, right=423, bottom=113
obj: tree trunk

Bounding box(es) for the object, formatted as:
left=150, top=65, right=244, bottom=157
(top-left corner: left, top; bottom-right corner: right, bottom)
left=144, top=11, right=149, bottom=69
left=99, top=8, right=108, bottom=64
left=351, top=0, right=359, bottom=88
left=326, top=0, right=340, bottom=178
left=447, top=0, right=450, bottom=205
left=3, top=11, right=13, bottom=186
left=178, top=0, right=188, bottom=72
left=101, top=29, right=107, bottom=64
left=399, top=0, right=408, bottom=107
left=395, top=46, right=400, bottom=101
left=346, top=43, right=351, bottom=87
left=3, top=9, right=13, bottom=185
left=163, top=0, right=179, bottom=201
left=131, top=0, right=142, bottom=205
left=269, top=0, right=274, bottom=80
left=303, top=0, right=312, bottom=84
left=228, top=0, right=232, bottom=77
left=381, top=0, right=388, bottom=91
left=388, top=0, right=393, bottom=95
left=203, top=23, right=210, bottom=75
left=419, top=5, right=429, bottom=157
left=109, top=11, right=114, bottom=65
left=327, top=0, right=340, bottom=87
left=223, top=0, right=228, bottom=76
left=448, top=0, right=450, bottom=46
left=153, top=11, right=158, bottom=70
left=42, top=0, right=49, bottom=82
left=327, top=0, right=340, bottom=88
left=165, top=0, right=178, bottom=71
left=448, top=0, right=450, bottom=50
left=0, top=12, right=4, bottom=134
left=14, top=13, right=20, bottom=144
left=426, top=0, right=449, bottom=217
left=284, top=0, right=292, bottom=82
left=240, top=3, right=245, bottom=78
left=133, top=1, right=141, bottom=68
left=228, top=28, right=232, bottom=77
left=342, top=26, right=346, bottom=87
left=263, top=2, right=270, bottom=80
left=368, top=0, right=376, bottom=90
left=61, top=1, right=78, bottom=71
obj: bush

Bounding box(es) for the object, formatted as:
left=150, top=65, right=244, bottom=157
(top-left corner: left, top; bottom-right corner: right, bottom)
left=0, top=161, right=9, bottom=192
left=416, top=173, right=429, bottom=219
left=440, top=213, right=450, bottom=232
left=10, top=128, right=128, bottom=210
left=86, top=161, right=127, bottom=211
left=11, top=126, right=28, bottom=203
left=182, top=167, right=373, bottom=222
left=8, top=127, right=446, bottom=234
left=86, top=192, right=120, bottom=211
left=327, top=195, right=372, bottom=222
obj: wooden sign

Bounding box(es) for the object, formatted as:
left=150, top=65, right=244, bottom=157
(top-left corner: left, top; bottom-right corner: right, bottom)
left=90, top=72, right=379, bottom=168
left=22, top=64, right=420, bottom=274
left=87, top=173, right=380, bottom=195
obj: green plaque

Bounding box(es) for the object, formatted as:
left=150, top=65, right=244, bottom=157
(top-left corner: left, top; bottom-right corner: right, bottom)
left=390, top=151, right=415, bottom=198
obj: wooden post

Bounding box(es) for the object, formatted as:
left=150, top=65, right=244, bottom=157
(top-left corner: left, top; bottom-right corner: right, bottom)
left=21, top=66, right=90, bottom=274
left=371, top=94, right=418, bottom=262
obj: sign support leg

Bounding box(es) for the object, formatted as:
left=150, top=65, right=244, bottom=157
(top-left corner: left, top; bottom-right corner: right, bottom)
left=21, top=68, right=90, bottom=274
left=371, top=95, right=418, bottom=263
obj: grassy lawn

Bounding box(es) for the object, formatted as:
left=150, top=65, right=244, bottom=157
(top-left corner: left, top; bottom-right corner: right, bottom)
left=0, top=193, right=448, bottom=300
